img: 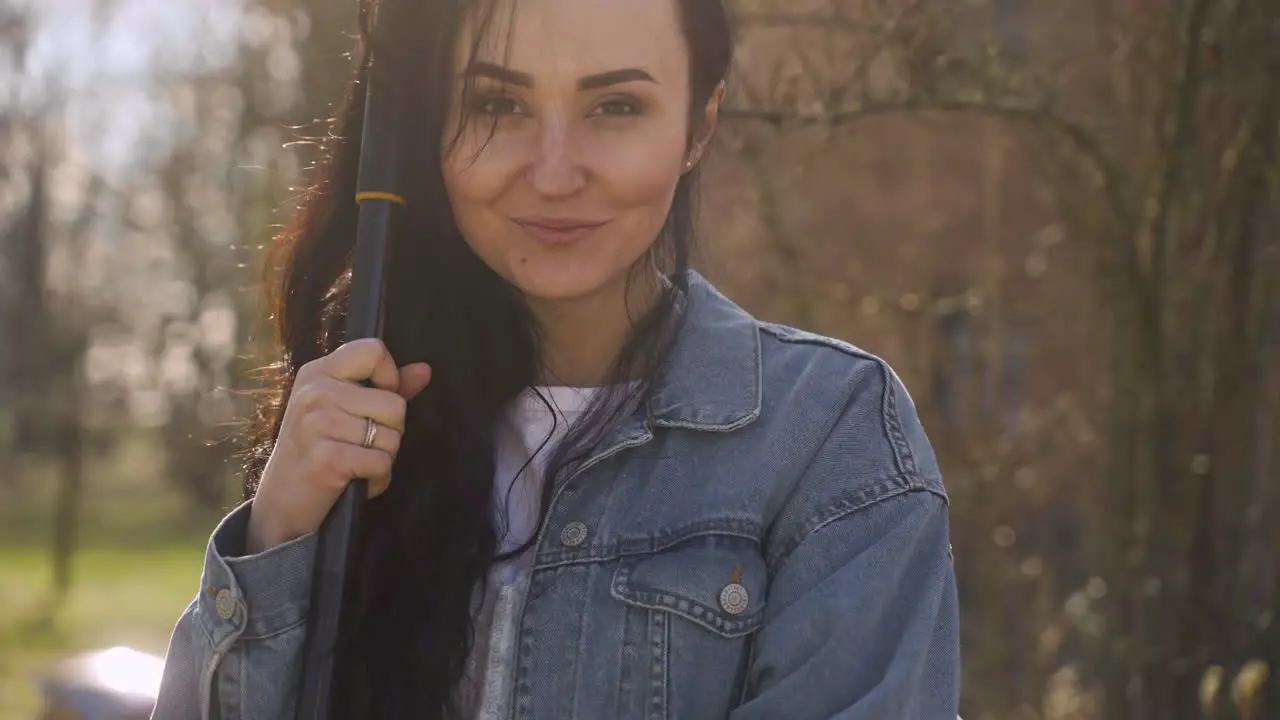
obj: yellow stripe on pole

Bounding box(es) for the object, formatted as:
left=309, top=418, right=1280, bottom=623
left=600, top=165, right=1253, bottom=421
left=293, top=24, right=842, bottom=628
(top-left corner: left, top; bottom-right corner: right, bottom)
left=354, top=191, right=407, bottom=206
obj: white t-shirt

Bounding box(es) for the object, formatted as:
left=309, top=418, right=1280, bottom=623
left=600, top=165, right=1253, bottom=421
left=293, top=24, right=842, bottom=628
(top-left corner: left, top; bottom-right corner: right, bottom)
left=460, top=385, right=597, bottom=718
left=491, top=385, right=596, bottom=573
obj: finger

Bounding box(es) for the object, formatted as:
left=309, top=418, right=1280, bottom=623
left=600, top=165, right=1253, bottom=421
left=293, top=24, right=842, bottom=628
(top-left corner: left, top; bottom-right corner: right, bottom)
left=315, top=380, right=408, bottom=432
left=365, top=472, right=392, bottom=499
left=306, top=409, right=402, bottom=455
left=319, top=338, right=399, bottom=390
left=398, top=363, right=432, bottom=401
left=315, top=440, right=394, bottom=489
left=366, top=348, right=401, bottom=394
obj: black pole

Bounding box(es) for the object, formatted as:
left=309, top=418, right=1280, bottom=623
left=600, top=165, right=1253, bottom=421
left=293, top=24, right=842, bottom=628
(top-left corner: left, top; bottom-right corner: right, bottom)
left=295, top=7, right=402, bottom=716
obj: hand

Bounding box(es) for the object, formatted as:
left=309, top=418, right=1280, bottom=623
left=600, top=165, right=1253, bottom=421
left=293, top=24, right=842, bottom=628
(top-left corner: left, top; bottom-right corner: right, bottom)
left=245, top=338, right=432, bottom=554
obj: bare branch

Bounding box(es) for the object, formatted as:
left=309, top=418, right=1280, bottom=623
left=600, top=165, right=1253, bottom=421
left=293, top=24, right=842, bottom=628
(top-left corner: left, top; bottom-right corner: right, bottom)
left=721, top=97, right=1125, bottom=217
left=732, top=11, right=877, bottom=33
left=1146, top=0, right=1212, bottom=289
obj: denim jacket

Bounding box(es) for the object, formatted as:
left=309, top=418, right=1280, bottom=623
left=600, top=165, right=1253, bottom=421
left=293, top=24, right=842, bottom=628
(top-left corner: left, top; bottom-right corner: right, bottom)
left=151, top=272, right=961, bottom=719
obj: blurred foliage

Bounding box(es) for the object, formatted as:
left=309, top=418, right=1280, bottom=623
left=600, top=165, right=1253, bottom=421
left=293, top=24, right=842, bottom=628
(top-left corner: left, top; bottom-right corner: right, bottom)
left=0, top=0, right=1277, bottom=718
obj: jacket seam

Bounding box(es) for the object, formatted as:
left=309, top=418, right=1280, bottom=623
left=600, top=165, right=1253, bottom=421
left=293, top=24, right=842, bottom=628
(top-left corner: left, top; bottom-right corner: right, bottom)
left=235, top=600, right=308, bottom=638
left=766, top=474, right=944, bottom=573
left=759, top=324, right=920, bottom=478
left=239, top=615, right=308, bottom=641
left=755, top=322, right=882, bottom=362
left=190, top=598, right=217, bottom=650
left=534, top=526, right=763, bottom=570
left=877, top=360, right=918, bottom=476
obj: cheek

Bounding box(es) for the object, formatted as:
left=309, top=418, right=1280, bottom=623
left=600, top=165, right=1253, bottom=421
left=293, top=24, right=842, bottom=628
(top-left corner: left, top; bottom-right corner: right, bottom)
left=589, top=131, right=686, bottom=225
left=442, top=147, right=511, bottom=235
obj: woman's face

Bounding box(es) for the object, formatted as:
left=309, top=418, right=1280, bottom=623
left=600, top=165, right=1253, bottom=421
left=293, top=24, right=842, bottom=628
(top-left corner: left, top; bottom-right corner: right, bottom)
left=442, top=0, right=707, bottom=304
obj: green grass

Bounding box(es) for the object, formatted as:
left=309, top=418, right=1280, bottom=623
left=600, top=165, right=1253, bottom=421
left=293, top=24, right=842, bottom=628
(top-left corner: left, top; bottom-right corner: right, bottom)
left=0, top=429, right=233, bottom=718
left=0, top=544, right=206, bottom=717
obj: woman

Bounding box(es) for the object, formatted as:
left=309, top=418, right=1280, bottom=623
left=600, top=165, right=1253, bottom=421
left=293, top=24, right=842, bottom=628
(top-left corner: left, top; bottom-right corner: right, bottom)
left=152, top=0, right=960, bottom=717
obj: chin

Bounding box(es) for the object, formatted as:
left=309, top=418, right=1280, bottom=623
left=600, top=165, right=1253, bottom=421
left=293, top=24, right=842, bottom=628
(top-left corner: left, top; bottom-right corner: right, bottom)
left=505, top=267, right=622, bottom=305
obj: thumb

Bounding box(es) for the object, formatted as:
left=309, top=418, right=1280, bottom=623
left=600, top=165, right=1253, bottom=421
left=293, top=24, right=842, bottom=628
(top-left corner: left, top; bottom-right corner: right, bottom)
left=397, top=362, right=432, bottom=401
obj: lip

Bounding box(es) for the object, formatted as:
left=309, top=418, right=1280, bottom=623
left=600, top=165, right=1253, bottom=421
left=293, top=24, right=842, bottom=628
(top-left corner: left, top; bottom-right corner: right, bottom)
left=512, top=216, right=609, bottom=246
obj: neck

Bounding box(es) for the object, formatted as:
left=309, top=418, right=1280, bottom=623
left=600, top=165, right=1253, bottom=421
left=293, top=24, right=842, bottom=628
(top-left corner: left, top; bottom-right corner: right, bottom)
left=528, top=269, right=662, bottom=388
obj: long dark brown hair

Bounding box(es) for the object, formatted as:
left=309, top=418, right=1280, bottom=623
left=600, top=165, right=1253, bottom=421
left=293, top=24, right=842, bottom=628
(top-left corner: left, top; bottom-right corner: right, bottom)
left=242, top=0, right=732, bottom=716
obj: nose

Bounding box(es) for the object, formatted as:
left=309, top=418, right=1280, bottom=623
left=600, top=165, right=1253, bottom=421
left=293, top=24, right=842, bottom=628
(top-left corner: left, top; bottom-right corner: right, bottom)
left=527, top=114, right=586, bottom=199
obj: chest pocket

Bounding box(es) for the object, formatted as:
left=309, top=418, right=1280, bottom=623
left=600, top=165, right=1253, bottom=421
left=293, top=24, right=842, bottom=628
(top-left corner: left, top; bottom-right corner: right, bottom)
left=610, top=537, right=768, bottom=637
left=608, top=535, right=767, bottom=718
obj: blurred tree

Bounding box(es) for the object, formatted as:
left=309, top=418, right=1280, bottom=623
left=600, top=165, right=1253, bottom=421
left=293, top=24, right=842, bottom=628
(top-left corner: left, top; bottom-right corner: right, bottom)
left=0, top=2, right=103, bottom=601
left=0, top=0, right=35, bottom=489
left=996, top=4, right=1280, bottom=717
left=718, top=0, right=1280, bottom=717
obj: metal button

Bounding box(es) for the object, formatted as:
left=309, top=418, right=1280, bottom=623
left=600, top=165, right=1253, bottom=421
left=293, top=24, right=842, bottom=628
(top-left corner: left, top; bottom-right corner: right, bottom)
left=559, top=522, right=588, bottom=547
left=719, top=583, right=749, bottom=615
left=214, top=588, right=237, bottom=620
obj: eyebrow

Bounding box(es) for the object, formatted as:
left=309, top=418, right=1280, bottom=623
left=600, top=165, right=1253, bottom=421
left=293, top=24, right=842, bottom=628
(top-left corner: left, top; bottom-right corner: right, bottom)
left=464, top=62, right=657, bottom=90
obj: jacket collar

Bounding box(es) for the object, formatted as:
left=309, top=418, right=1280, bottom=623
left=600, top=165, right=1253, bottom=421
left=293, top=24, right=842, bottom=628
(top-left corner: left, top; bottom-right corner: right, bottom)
left=646, top=271, right=762, bottom=432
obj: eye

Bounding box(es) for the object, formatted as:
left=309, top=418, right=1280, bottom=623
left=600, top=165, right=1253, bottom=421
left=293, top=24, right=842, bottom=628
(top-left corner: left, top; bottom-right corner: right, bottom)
left=474, top=94, right=521, bottom=116
left=591, top=97, right=643, bottom=117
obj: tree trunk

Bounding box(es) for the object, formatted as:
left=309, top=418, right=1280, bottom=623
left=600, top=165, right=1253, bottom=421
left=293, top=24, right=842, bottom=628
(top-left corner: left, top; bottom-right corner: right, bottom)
left=50, top=378, right=83, bottom=601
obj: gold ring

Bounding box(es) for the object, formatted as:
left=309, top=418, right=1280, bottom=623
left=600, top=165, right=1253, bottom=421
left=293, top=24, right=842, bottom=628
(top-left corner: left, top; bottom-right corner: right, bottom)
left=362, top=418, right=378, bottom=449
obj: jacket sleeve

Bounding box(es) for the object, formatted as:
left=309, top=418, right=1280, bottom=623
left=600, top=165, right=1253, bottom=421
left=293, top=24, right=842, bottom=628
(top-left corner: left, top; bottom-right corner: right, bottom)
left=151, top=501, right=317, bottom=720
left=732, top=359, right=961, bottom=720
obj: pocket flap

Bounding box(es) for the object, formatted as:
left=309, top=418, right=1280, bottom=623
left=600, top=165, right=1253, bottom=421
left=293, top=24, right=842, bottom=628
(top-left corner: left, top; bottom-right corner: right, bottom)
left=611, top=539, right=767, bottom=638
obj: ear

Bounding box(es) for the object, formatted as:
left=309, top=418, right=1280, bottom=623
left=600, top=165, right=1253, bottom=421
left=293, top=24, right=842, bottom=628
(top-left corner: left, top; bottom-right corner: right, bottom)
left=684, top=81, right=727, bottom=173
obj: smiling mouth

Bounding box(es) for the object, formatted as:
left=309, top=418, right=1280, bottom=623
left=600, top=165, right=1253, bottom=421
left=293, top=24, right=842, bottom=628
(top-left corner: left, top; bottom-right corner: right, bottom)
left=513, top=217, right=609, bottom=246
